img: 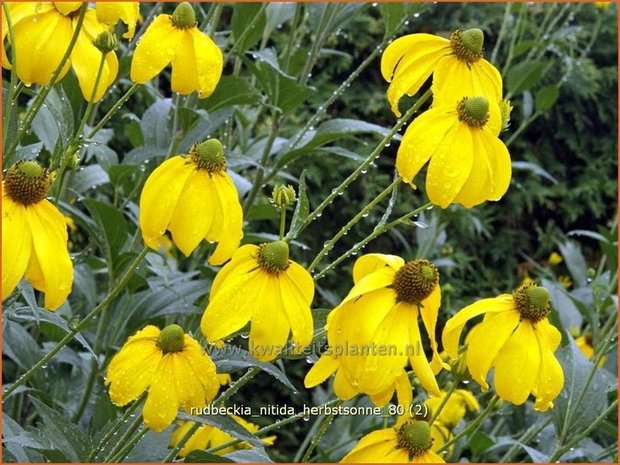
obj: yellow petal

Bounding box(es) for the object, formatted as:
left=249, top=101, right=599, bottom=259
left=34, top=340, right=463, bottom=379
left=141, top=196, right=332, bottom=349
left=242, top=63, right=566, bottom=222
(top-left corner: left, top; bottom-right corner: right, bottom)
left=396, top=108, right=457, bottom=186
left=172, top=352, right=207, bottom=411
left=285, top=260, right=315, bottom=303
left=2, top=3, right=41, bottom=70
left=54, top=2, right=82, bottom=15
left=393, top=371, right=413, bottom=426
left=304, top=354, right=339, bottom=388
left=206, top=172, right=243, bottom=265
left=452, top=130, right=493, bottom=208
left=485, top=95, right=504, bottom=137
left=415, top=449, right=445, bottom=463
left=143, top=356, right=180, bottom=432
left=182, top=337, right=220, bottom=402
left=368, top=383, right=396, bottom=408
left=25, top=201, right=73, bottom=310
left=383, top=448, right=411, bottom=462
left=465, top=310, right=520, bottom=390
left=352, top=253, right=404, bottom=283
left=408, top=306, right=440, bottom=396
left=426, top=122, right=474, bottom=208
left=341, top=265, right=396, bottom=307
left=280, top=269, right=314, bottom=351
left=209, top=245, right=258, bottom=297
left=479, top=130, right=512, bottom=201
left=190, top=27, right=223, bottom=98
left=419, top=286, right=444, bottom=374
left=139, top=156, right=194, bottom=250
left=96, top=2, right=139, bottom=39
left=13, top=8, right=73, bottom=86
left=493, top=322, right=541, bottom=405
left=2, top=194, right=31, bottom=300
left=167, top=169, right=214, bottom=256
left=131, top=14, right=182, bottom=84
left=170, top=29, right=200, bottom=95
left=333, top=368, right=358, bottom=400
left=442, top=294, right=514, bottom=359
left=341, top=429, right=397, bottom=463
left=532, top=324, right=564, bottom=411
left=536, top=319, right=562, bottom=351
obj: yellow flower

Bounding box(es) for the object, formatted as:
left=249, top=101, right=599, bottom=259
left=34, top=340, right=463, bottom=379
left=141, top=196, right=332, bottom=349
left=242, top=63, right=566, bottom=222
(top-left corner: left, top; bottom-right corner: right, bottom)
left=381, top=28, right=502, bottom=116
left=2, top=2, right=118, bottom=102
left=595, top=2, right=611, bottom=9
left=424, top=389, right=479, bottom=429
left=396, top=95, right=511, bottom=209
left=95, top=2, right=140, bottom=39
left=341, top=421, right=444, bottom=463
left=2, top=161, right=72, bottom=310
left=105, top=324, right=219, bottom=432
left=442, top=284, right=564, bottom=411
left=170, top=416, right=276, bottom=457
left=548, top=251, right=563, bottom=266
left=576, top=333, right=606, bottom=366
left=558, top=275, right=572, bottom=289
left=139, top=139, right=243, bottom=265
left=201, top=240, right=314, bottom=362
left=305, top=254, right=444, bottom=406
left=131, top=2, right=222, bottom=98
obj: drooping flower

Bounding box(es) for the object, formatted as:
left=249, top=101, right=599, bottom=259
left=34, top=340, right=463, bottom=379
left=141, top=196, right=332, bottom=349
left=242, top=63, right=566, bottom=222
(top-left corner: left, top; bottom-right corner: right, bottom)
left=139, top=139, right=243, bottom=265
left=170, top=417, right=276, bottom=457
left=442, top=284, right=564, bottom=411
left=341, top=420, right=444, bottom=463
left=305, top=254, right=444, bottom=406
left=2, top=2, right=118, bottom=102
left=381, top=28, right=502, bottom=116
left=95, top=2, right=140, bottom=39
left=575, top=333, right=606, bottom=366
left=105, top=324, right=219, bottom=432
left=2, top=161, right=73, bottom=310
left=201, top=241, right=314, bottom=362
left=131, top=2, right=222, bottom=98
left=424, top=389, right=479, bottom=429
left=396, top=95, right=511, bottom=209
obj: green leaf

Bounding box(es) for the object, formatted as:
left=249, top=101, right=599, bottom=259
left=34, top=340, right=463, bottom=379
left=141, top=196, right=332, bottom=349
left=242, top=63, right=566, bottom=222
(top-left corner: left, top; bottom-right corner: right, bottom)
left=512, top=161, right=558, bottom=184
left=263, top=2, right=296, bottom=43
left=140, top=98, right=173, bottom=149
left=379, top=3, right=405, bottom=37
left=29, top=397, right=90, bottom=462
left=82, top=199, right=129, bottom=264
left=506, top=61, right=548, bottom=95
left=185, top=451, right=234, bottom=463
left=535, top=85, right=560, bottom=112
left=2, top=320, right=42, bottom=371
left=557, top=240, right=588, bottom=288
left=469, top=430, right=495, bottom=455
left=231, top=3, right=267, bottom=53
left=225, top=448, right=274, bottom=462
left=31, top=86, right=74, bottom=153
left=69, top=165, right=110, bottom=194
left=2, top=413, right=46, bottom=462
left=201, top=76, right=262, bottom=112
left=286, top=171, right=309, bottom=240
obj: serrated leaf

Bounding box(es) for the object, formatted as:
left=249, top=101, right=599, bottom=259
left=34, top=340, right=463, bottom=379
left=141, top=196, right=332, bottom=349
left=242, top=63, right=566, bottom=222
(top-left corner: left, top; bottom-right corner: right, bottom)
left=286, top=171, right=309, bottom=240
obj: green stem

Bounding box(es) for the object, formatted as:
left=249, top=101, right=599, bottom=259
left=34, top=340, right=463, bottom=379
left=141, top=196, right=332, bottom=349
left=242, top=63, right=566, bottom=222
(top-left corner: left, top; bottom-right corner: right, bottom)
left=429, top=383, right=457, bottom=426
left=490, top=3, right=511, bottom=64
left=301, top=400, right=343, bottom=462
left=499, top=416, right=553, bottom=462
left=106, top=419, right=147, bottom=463
left=314, top=202, right=433, bottom=281
left=436, top=395, right=500, bottom=453
left=207, top=2, right=223, bottom=38
left=5, top=3, right=87, bottom=162
left=3, top=246, right=150, bottom=400
left=166, top=93, right=182, bottom=159
left=87, top=83, right=141, bottom=139
left=2, top=3, right=18, bottom=150
left=282, top=3, right=303, bottom=73
left=307, top=177, right=401, bottom=273
left=279, top=207, right=287, bottom=240
left=224, top=3, right=268, bottom=63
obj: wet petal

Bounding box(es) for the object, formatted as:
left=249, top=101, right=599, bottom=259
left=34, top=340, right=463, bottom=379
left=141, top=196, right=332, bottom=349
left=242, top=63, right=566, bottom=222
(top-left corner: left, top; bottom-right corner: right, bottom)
left=131, top=15, right=182, bottom=84
left=419, top=286, right=444, bottom=373
left=341, top=266, right=396, bottom=306
left=479, top=129, right=512, bottom=201
left=189, top=27, right=223, bottom=98
left=206, top=172, right=243, bottom=265
left=280, top=270, right=314, bottom=351
left=532, top=325, right=564, bottom=411
left=304, top=354, right=339, bottom=388
left=352, top=253, right=403, bottom=282
left=96, top=2, right=139, bottom=39
left=341, top=429, right=397, bottom=463
left=143, top=356, right=180, bottom=431
left=182, top=337, right=220, bottom=402
left=408, top=306, right=440, bottom=396
left=2, top=195, right=31, bottom=300
left=209, top=245, right=258, bottom=297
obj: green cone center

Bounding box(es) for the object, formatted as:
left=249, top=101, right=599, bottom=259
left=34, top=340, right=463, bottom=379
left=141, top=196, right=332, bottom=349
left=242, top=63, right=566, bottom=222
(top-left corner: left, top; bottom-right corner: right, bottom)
left=190, top=139, right=227, bottom=172
left=171, top=2, right=196, bottom=29
left=158, top=324, right=185, bottom=353
left=4, top=161, right=51, bottom=205
left=257, top=240, right=290, bottom=274
left=392, top=259, right=439, bottom=304
left=396, top=421, right=432, bottom=458
left=513, top=284, right=551, bottom=323
left=450, top=28, right=484, bottom=63
left=457, top=96, right=490, bottom=128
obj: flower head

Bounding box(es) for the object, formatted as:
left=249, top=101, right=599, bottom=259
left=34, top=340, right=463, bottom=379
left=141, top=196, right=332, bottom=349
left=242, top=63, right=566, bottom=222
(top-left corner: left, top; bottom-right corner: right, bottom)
left=442, top=284, right=564, bottom=411
left=341, top=420, right=444, bottom=463
left=105, top=324, right=220, bottom=432
left=201, top=241, right=314, bottom=361
left=95, top=2, right=140, bottom=39
left=170, top=416, right=276, bottom=457
left=131, top=2, right=222, bottom=98
left=139, top=139, right=243, bottom=265
left=381, top=29, right=502, bottom=116
left=2, top=161, right=73, bottom=310
left=396, top=95, right=511, bottom=208
left=2, top=2, right=118, bottom=102
left=305, top=254, right=444, bottom=405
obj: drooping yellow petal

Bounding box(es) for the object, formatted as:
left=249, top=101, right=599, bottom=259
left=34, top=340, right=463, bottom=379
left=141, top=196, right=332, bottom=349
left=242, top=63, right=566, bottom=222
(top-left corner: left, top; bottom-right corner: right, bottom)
left=304, top=354, right=339, bottom=388
left=493, top=322, right=541, bottom=405
left=206, top=172, right=243, bottom=266
left=341, top=429, right=397, bottom=463
left=139, top=156, right=194, bottom=250
left=419, top=286, right=444, bottom=374
left=2, top=3, right=41, bottom=70
left=170, top=29, right=200, bottom=96
left=332, top=368, right=358, bottom=400
left=536, top=319, right=562, bottom=351
left=143, top=356, right=180, bottom=432
left=189, top=27, right=223, bottom=98
left=396, top=108, right=458, bottom=187
left=25, top=201, right=73, bottom=310
left=415, top=449, right=445, bottom=463
left=54, top=2, right=82, bottom=15
left=96, top=2, right=139, bottom=39
left=167, top=169, right=214, bottom=256
left=532, top=324, right=564, bottom=411
left=285, top=260, right=315, bottom=303
left=171, top=353, right=207, bottom=411
left=280, top=269, right=314, bottom=351
left=465, top=310, right=520, bottom=390
left=2, top=195, right=31, bottom=300
left=209, top=245, right=258, bottom=297
left=451, top=129, right=493, bottom=208
left=341, top=266, right=395, bottom=307
left=442, top=294, right=515, bottom=359
left=393, top=371, right=413, bottom=426
left=182, top=337, right=220, bottom=402
left=13, top=8, right=73, bottom=86
left=426, top=122, right=474, bottom=208
left=480, top=130, right=511, bottom=202
left=131, top=14, right=183, bottom=84
left=407, top=306, right=440, bottom=397
left=352, top=253, right=404, bottom=283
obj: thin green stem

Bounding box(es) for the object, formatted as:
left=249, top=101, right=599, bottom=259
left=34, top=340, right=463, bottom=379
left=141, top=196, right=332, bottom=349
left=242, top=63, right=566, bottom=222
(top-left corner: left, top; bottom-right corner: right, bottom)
left=5, top=3, right=87, bottom=162
left=224, top=4, right=268, bottom=63
left=490, top=3, right=511, bottom=64
left=283, top=3, right=303, bottom=73
left=279, top=207, right=287, bottom=240
left=2, top=3, right=18, bottom=150
left=106, top=421, right=147, bottom=463
left=3, top=247, right=149, bottom=399
left=301, top=400, right=343, bottom=462
left=429, top=383, right=457, bottom=426
left=87, top=83, right=141, bottom=139
left=166, top=93, right=182, bottom=159
left=207, top=2, right=223, bottom=38
left=308, top=177, right=402, bottom=273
